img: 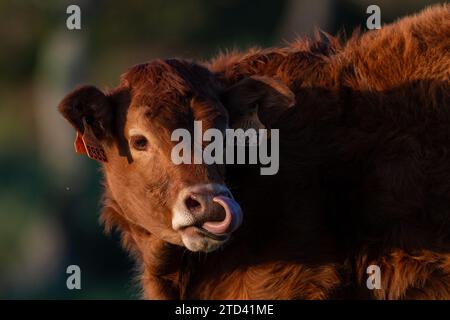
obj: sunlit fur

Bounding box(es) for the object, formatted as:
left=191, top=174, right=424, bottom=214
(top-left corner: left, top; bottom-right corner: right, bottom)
left=208, top=4, right=450, bottom=299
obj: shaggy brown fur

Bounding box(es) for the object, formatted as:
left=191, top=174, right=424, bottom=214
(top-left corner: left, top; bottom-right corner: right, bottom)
left=59, top=5, right=450, bottom=299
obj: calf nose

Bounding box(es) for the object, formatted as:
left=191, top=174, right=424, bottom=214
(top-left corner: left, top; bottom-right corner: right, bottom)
left=173, top=183, right=243, bottom=235
left=184, top=194, right=203, bottom=212
left=183, top=191, right=228, bottom=222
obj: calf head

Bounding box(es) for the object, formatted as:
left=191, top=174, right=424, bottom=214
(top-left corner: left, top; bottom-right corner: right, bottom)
left=58, top=59, right=294, bottom=253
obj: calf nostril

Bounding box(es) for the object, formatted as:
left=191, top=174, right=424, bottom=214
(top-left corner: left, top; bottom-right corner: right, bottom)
left=185, top=195, right=202, bottom=211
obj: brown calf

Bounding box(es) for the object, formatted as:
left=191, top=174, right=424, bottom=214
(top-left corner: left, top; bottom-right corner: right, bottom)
left=58, top=5, right=450, bottom=299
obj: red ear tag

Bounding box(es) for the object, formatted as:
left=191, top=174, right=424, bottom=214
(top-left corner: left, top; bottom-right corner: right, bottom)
left=74, top=131, right=87, bottom=155
left=73, top=120, right=108, bottom=162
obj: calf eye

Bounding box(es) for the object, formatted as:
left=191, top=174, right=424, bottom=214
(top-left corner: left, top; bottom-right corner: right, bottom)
left=130, top=135, right=148, bottom=151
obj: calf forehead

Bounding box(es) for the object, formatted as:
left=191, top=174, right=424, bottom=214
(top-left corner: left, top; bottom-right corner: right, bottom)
left=126, top=96, right=193, bottom=142
left=120, top=60, right=226, bottom=139
left=122, top=59, right=216, bottom=98
left=122, top=60, right=226, bottom=140
left=119, top=62, right=188, bottom=132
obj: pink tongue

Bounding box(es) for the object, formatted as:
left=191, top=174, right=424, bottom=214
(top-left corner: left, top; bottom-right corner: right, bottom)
left=202, top=196, right=243, bottom=235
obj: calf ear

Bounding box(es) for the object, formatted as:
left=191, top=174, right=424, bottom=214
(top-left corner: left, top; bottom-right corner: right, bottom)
left=221, top=76, right=295, bottom=130
left=58, top=85, right=112, bottom=162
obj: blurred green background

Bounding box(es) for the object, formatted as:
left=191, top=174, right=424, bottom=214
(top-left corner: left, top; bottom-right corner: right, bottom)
left=0, top=0, right=445, bottom=299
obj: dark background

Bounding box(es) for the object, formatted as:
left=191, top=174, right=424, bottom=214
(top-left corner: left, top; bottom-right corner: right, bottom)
left=0, top=0, right=445, bottom=299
